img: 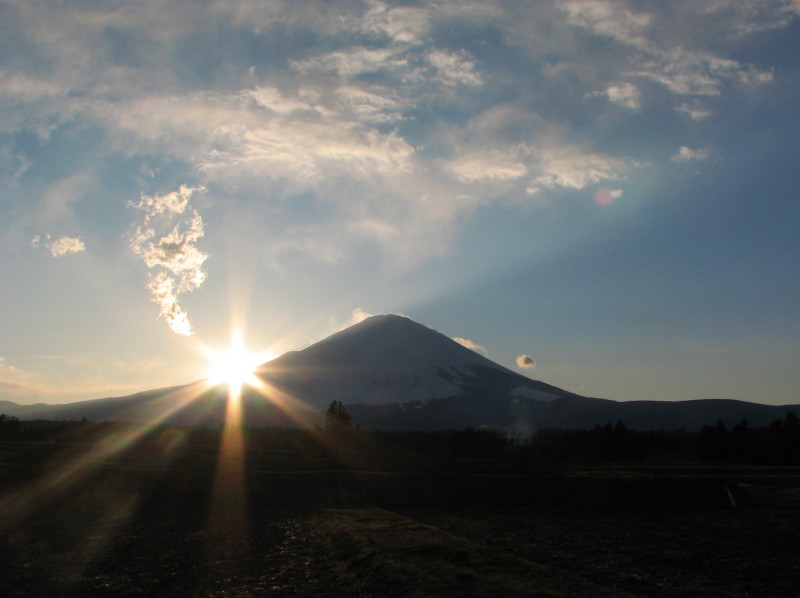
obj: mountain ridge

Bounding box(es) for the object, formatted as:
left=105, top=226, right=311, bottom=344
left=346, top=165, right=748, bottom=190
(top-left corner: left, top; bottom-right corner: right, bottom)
left=1, top=314, right=797, bottom=431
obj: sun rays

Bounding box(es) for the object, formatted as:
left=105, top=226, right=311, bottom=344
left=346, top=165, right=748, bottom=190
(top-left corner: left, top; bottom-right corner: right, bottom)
left=0, top=323, right=326, bottom=586
left=202, top=330, right=274, bottom=398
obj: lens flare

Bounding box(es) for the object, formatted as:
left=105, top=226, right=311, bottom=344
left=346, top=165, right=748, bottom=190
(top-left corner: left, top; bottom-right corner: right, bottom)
left=594, top=187, right=623, bottom=206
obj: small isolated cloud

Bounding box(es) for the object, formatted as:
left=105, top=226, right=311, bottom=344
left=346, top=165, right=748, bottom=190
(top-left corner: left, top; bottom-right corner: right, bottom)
left=31, top=234, right=85, bottom=256
left=516, top=354, right=536, bottom=368
left=672, top=146, right=711, bottom=162
left=676, top=103, right=711, bottom=120
left=130, top=185, right=208, bottom=336
left=597, top=82, right=641, bottom=109
left=454, top=337, right=489, bottom=357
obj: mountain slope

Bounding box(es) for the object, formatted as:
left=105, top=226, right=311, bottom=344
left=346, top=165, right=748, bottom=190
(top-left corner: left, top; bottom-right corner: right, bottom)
left=256, top=314, right=574, bottom=410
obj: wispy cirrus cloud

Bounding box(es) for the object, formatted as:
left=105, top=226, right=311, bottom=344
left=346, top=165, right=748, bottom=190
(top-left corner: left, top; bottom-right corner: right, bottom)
left=442, top=106, right=637, bottom=198
left=558, top=0, right=776, bottom=115
left=699, top=0, right=800, bottom=38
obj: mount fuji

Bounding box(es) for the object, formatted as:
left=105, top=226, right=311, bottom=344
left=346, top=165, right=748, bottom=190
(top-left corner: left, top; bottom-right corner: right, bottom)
left=2, top=314, right=797, bottom=431
left=257, top=314, right=576, bottom=409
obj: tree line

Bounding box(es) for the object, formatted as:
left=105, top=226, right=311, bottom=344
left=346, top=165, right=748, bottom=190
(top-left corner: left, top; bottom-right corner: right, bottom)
left=3, top=407, right=800, bottom=464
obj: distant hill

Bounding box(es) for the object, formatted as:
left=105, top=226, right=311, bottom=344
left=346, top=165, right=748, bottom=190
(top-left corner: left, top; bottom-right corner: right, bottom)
left=2, top=315, right=797, bottom=432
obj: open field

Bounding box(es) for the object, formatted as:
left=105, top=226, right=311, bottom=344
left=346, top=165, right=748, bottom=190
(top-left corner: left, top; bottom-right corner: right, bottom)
left=1, top=431, right=799, bottom=596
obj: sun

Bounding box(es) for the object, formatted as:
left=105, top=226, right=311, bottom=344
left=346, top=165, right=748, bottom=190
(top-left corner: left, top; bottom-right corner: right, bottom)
left=204, top=332, right=270, bottom=398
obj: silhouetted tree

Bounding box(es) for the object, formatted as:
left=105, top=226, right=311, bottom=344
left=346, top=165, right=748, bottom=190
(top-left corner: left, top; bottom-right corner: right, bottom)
left=325, top=401, right=357, bottom=450
left=326, top=401, right=352, bottom=430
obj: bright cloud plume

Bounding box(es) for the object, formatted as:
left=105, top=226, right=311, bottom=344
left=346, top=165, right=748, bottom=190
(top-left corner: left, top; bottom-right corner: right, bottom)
left=130, top=185, right=208, bottom=336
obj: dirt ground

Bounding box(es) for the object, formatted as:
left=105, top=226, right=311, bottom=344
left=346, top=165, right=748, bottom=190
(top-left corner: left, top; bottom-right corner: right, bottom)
left=1, top=441, right=799, bottom=596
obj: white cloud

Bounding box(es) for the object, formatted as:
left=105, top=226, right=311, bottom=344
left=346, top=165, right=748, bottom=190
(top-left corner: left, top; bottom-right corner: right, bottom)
left=31, top=234, right=86, bottom=257
left=561, top=0, right=775, bottom=110
left=46, top=235, right=85, bottom=256
left=359, top=0, right=430, bottom=43
left=2, top=0, right=793, bottom=273
left=454, top=337, right=489, bottom=357
left=246, top=86, right=318, bottom=115
left=528, top=148, right=631, bottom=193
left=130, top=185, right=208, bottom=336
left=699, top=0, right=800, bottom=38
left=676, top=102, right=712, bottom=120
left=516, top=354, right=536, bottom=368
left=672, top=146, right=711, bottom=162
left=631, top=49, right=767, bottom=97
left=560, top=0, right=652, bottom=50
left=602, top=82, right=641, bottom=109
left=292, top=47, right=409, bottom=78
left=449, top=153, right=528, bottom=183
left=335, top=85, right=407, bottom=123
left=427, top=49, right=482, bottom=86
left=441, top=106, right=636, bottom=200
left=103, top=89, right=416, bottom=183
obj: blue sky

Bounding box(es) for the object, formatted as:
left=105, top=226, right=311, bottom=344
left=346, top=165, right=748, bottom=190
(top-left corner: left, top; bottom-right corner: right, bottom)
left=1, top=0, right=798, bottom=406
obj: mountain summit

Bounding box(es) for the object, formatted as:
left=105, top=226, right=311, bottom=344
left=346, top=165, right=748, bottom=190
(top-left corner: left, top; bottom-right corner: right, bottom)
left=257, top=314, right=573, bottom=410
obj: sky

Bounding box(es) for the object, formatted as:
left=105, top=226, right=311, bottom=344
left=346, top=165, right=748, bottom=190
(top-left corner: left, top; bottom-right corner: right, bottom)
left=1, top=0, right=799, bottom=406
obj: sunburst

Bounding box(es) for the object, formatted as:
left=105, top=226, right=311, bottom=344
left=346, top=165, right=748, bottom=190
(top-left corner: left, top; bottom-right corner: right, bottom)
left=203, top=331, right=272, bottom=399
